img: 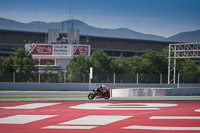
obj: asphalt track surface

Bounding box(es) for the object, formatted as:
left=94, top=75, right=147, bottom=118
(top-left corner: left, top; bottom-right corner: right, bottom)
left=1, top=101, right=200, bottom=133
left=1, top=91, right=200, bottom=101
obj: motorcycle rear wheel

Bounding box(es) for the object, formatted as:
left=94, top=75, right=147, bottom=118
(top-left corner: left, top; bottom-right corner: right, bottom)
left=88, top=93, right=95, bottom=100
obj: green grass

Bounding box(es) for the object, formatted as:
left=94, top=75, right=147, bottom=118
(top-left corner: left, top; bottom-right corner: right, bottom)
left=0, top=96, right=87, bottom=99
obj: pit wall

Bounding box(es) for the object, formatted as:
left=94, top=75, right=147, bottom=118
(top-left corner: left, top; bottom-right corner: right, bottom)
left=0, top=82, right=199, bottom=96
left=110, top=87, right=200, bottom=97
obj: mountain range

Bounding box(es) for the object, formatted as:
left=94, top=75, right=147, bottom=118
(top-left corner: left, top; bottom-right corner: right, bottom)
left=0, top=17, right=200, bottom=42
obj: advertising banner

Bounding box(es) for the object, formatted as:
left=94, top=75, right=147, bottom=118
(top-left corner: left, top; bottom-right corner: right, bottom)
left=25, top=44, right=90, bottom=56
left=29, top=45, right=52, bottom=55
left=73, top=45, right=89, bottom=56
left=53, top=44, right=69, bottom=55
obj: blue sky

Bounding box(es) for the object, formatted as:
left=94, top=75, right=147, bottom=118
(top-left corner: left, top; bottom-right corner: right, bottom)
left=0, top=0, right=200, bottom=37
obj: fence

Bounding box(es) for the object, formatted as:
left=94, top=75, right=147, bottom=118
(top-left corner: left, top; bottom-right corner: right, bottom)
left=0, top=71, right=199, bottom=84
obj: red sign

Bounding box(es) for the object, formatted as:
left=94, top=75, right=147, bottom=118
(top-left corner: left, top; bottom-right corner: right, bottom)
left=73, top=45, right=89, bottom=56
left=30, top=45, right=52, bottom=55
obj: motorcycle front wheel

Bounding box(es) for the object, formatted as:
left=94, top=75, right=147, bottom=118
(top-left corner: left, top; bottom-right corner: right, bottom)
left=88, top=93, right=95, bottom=100
left=103, top=92, right=110, bottom=99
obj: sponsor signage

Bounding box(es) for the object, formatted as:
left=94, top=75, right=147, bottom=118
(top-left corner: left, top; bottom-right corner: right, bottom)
left=73, top=45, right=89, bottom=56
left=25, top=44, right=90, bottom=56
left=30, top=45, right=52, bottom=55
left=53, top=44, right=69, bottom=55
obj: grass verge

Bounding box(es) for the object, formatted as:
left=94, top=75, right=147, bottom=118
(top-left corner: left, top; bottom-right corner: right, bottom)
left=0, top=96, right=87, bottom=99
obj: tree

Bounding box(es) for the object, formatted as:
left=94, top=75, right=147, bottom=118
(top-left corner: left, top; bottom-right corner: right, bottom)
left=140, top=49, right=168, bottom=74
left=127, top=55, right=143, bottom=73
left=177, top=59, right=200, bottom=74
left=90, top=50, right=111, bottom=74
left=111, top=54, right=130, bottom=73
left=66, top=55, right=90, bottom=82
left=9, top=47, right=36, bottom=82
left=0, top=57, right=5, bottom=77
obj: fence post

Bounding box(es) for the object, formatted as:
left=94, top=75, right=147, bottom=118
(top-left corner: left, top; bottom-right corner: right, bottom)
left=89, top=67, right=93, bottom=84
left=160, top=74, right=162, bottom=84
left=13, top=72, right=15, bottom=83
left=177, top=73, right=180, bottom=88
left=137, top=73, right=139, bottom=84
left=113, top=73, right=115, bottom=84
left=83, top=73, right=85, bottom=83
left=39, top=73, right=41, bottom=83
left=64, top=72, right=66, bottom=83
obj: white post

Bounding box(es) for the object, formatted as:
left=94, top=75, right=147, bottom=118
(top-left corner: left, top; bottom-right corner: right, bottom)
left=89, top=67, right=93, bottom=84
left=168, top=45, right=171, bottom=84
left=173, top=45, right=177, bottom=84
left=177, top=73, right=180, bottom=88
left=137, top=73, right=139, bottom=84
left=113, top=73, right=115, bottom=84
left=55, top=58, right=57, bottom=66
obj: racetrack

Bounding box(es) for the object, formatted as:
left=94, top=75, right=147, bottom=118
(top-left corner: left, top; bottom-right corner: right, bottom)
left=1, top=101, right=200, bottom=133
left=0, top=91, right=200, bottom=101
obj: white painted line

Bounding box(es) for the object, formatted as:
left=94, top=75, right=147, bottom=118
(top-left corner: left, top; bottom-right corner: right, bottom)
left=60, top=115, right=132, bottom=125
left=0, top=115, right=57, bottom=124
left=42, top=125, right=97, bottom=129
left=102, top=108, right=160, bottom=110
left=123, top=125, right=200, bottom=130
left=70, top=103, right=178, bottom=110
left=110, top=103, right=178, bottom=107
left=70, top=103, right=160, bottom=110
left=2, top=103, right=60, bottom=109
left=150, top=116, right=200, bottom=119
left=195, top=109, right=200, bottom=112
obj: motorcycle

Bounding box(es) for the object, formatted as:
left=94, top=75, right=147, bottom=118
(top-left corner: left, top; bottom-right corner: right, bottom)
left=88, top=88, right=110, bottom=100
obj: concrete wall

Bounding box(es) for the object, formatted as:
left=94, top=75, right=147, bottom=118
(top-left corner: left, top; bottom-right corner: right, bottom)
left=0, top=82, right=199, bottom=96
left=111, top=88, right=200, bottom=97
left=0, top=83, right=89, bottom=91
left=0, top=83, right=176, bottom=91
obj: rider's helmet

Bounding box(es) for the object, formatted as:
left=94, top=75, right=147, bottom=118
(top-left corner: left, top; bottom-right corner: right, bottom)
left=101, top=85, right=106, bottom=89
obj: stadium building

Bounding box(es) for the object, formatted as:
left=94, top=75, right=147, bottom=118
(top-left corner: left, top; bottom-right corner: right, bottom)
left=0, top=29, right=175, bottom=71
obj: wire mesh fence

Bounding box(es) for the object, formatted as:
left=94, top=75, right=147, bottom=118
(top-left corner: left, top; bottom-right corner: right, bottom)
left=0, top=69, right=200, bottom=84
left=179, top=73, right=200, bottom=84
left=2, top=71, right=198, bottom=84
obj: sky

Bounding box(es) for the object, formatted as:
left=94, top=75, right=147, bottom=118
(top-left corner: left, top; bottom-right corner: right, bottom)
left=0, top=0, right=200, bottom=37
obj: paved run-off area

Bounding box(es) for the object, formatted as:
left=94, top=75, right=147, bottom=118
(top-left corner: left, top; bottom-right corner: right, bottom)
left=1, top=91, right=200, bottom=101
left=0, top=101, right=200, bottom=133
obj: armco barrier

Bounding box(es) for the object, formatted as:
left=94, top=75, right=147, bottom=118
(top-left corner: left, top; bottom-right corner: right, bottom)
left=0, top=83, right=200, bottom=96
left=0, top=83, right=89, bottom=91
left=0, top=83, right=178, bottom=91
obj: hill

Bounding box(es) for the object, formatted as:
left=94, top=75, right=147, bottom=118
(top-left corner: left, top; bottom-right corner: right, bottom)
left=0, top=18, right=165, bottom=41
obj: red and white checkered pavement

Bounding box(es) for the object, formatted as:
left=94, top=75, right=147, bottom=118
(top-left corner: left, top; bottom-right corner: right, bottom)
left=0, top=101, right=200, bottom=133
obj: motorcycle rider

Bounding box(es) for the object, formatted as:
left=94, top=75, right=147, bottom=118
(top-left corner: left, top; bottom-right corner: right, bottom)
left=96, top=85, right=107, bottom=98
left=101, top=85, right=107, bottom=92
left=97, top=85, right=106, bottom=93
left=88, top=84, right=110, bottom=100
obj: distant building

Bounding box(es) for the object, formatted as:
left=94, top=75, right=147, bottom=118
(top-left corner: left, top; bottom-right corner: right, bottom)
left=25, top=43, right=90, bottom=70
left=0, top=29, right=175, bottom=71
left=24, top=28, right=90, bottom=71
left=0, top=29, right=174, bottom=57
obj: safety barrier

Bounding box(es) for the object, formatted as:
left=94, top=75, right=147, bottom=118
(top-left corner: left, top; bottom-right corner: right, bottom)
left=0, top=82, right=199, bottom=96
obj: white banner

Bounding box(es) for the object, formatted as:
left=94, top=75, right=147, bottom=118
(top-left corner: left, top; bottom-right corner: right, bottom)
left=53, top=44, right=70, bottom=55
